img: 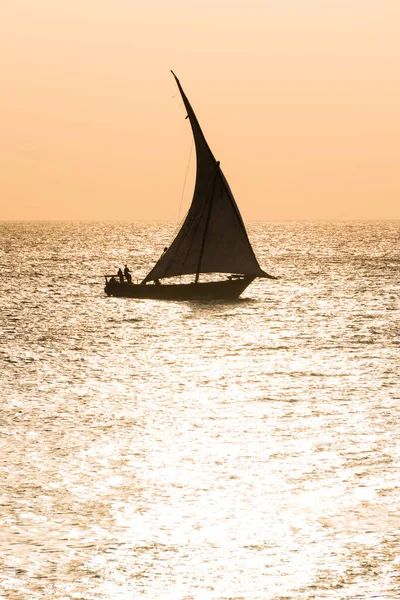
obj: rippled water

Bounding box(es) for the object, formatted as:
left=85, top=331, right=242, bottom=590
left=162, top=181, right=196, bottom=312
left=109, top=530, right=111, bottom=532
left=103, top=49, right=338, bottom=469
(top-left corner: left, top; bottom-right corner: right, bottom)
left=0, top=220, right=399, bottom=599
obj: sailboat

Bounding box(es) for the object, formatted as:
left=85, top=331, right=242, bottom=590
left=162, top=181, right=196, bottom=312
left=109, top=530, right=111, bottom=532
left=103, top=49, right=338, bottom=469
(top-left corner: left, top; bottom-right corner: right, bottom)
left=104, top=71, right=276, bottom=300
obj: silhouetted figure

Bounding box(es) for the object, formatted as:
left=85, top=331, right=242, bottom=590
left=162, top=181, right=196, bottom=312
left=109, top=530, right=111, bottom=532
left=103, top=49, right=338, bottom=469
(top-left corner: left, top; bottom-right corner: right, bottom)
left=124, top=264, right=132, bottom=283
left=117, top=268, right=124, bottom=284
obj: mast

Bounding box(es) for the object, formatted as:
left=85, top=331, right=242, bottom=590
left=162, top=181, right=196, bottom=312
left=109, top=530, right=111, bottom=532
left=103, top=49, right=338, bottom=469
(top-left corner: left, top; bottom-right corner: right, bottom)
left=195, top=161, right=220, bottom=283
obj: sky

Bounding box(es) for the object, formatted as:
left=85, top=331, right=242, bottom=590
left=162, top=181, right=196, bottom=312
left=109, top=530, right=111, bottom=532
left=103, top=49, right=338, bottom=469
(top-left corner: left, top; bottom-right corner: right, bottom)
left=1, top=0, right=399, bottom=221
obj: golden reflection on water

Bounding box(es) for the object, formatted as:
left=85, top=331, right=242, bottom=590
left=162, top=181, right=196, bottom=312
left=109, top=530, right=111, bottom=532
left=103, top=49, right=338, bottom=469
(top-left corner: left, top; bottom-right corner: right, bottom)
left=0, top=221, right=399, bottom=599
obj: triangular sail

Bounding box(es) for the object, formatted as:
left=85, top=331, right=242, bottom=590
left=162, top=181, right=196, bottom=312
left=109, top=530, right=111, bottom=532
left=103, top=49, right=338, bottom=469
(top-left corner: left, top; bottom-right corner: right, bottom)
left=142, top=72, right=271, bottom=283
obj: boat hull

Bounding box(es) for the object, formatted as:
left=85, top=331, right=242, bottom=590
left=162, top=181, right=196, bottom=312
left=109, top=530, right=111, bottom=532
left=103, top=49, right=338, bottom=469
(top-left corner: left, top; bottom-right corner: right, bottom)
left=104, top=277, right=255, bottom=300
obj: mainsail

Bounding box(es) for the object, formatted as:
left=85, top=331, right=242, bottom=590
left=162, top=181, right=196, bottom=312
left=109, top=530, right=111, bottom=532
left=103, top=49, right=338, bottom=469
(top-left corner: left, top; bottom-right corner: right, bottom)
left=142, top=71, right=271, bottom=284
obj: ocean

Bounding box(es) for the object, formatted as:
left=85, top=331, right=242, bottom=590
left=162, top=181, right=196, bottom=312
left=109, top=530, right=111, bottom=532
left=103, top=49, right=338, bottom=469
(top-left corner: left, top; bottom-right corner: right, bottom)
left=0, top=220, right=399, bottom=599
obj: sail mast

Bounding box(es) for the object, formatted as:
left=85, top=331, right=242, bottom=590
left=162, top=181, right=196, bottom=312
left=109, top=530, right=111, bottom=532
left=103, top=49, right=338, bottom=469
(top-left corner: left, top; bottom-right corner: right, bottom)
left=194, top=161, right=220, bottom=283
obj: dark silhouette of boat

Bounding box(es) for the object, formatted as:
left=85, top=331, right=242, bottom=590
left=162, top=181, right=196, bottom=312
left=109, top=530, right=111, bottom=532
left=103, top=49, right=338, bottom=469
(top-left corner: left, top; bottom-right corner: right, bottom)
left=105, top=72, right=276, bottom=300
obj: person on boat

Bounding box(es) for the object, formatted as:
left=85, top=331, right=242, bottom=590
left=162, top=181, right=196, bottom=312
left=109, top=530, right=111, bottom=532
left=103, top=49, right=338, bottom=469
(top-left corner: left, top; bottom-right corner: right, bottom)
left=124, top=264, right=132, bottom=283
left=117, top=268, right=124, bottom=284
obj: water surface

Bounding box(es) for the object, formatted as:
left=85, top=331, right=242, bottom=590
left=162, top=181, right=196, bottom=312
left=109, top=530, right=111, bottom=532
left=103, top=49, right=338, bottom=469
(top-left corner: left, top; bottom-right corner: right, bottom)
left=0, top=220, right=399, bottom=599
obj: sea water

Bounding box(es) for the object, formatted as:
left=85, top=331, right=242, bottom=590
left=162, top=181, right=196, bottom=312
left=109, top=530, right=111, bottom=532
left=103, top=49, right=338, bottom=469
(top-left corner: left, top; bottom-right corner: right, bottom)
left=0, top=220, right=399, bottom=599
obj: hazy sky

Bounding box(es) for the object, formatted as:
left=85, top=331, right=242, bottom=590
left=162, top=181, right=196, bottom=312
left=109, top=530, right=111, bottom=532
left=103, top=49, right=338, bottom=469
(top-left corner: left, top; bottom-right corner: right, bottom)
left=1, top=0, right=399, bottom=220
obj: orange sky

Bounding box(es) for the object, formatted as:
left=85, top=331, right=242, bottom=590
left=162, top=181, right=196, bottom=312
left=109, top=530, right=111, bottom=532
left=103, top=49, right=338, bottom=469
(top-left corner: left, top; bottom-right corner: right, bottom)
left=1, top=0, right=399, bottom=221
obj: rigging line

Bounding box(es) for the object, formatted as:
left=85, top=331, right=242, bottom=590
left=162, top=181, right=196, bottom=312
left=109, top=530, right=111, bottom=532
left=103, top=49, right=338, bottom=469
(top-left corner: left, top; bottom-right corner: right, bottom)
left=148, top=138, right=192, bottom=280
left=176, top=138, right=193, bottom=226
